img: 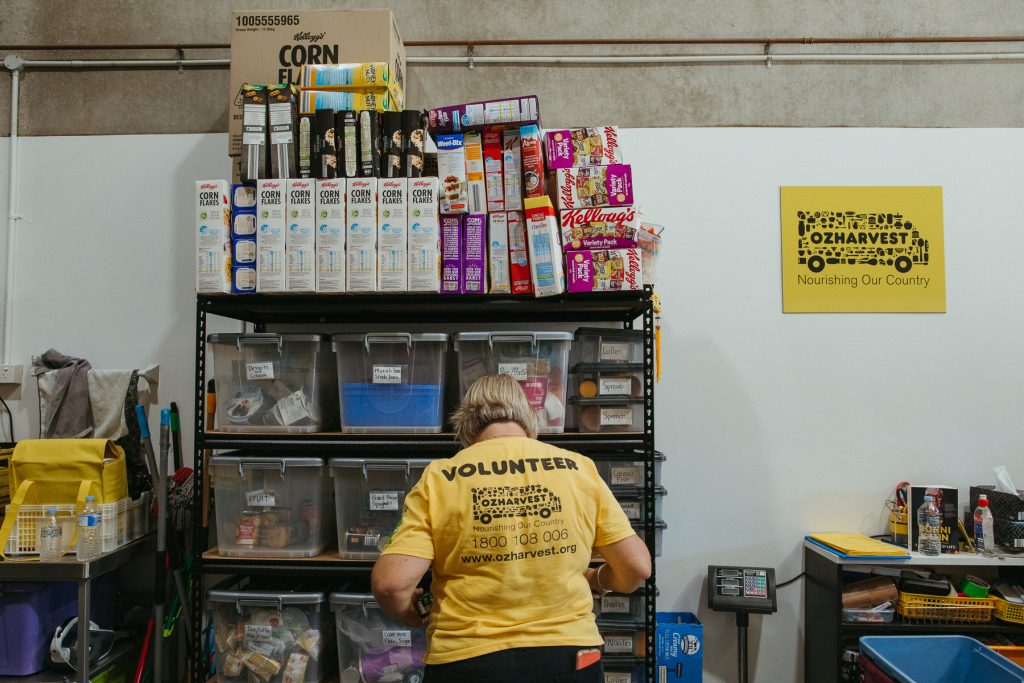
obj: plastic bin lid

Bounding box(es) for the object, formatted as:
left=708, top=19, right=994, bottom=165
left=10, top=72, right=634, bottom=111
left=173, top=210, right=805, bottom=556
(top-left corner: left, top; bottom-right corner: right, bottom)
left=329, top=592, right=382, bottom=608
left=574, top=327, right=643, bottom=340
left=453, top=331, right=573, bottom=348
left=332, top=332, right=450, bottom=345
left=329, top=458, right=433, bottom=471
left=211, top=456, right=325, bottom=469
left=632, top=519, right=667, bottom=531
left=572, top=362, right=644, bottom=374
left=207, top=589, right=326, bottom=605
left=207, top=332, right=329, bottom=344
left=609, top=485, right=668, bottom=499
left=569, top=397, right=644, bottom=406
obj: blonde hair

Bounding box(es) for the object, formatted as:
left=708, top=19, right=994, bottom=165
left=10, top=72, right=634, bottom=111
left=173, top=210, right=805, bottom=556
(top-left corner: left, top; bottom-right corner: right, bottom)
left=451, top=374, right=540, bottom=447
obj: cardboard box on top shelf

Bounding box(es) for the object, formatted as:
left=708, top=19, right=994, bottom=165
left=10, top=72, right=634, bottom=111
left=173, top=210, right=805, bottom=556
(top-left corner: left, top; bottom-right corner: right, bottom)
left=229, top=9, right=406, bottom=159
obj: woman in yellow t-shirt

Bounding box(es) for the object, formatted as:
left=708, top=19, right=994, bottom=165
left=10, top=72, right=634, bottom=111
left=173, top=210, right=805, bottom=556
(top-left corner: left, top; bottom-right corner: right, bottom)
left=372, top=374, right=652, bottom=682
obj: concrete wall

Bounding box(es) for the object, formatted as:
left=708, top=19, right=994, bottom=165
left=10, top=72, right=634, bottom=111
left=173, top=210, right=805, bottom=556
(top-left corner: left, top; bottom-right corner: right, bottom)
left=4, top=1, right=1024, bottom=136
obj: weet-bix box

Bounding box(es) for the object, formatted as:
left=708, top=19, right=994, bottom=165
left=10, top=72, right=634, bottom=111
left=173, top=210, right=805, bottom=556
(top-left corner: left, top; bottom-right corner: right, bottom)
left=409, top=177, right=440, bottom=292
left=286, top=179, right=315, bottom=292
left=488, top=212, right=511, bottom=294
left=316, top=179, right=346, bottom=292
left=436, top=134, right=468, bottom=214
left=523, top=196, right=564, bottom=297
left=347, top=178, right=377, bottom=248
left=508, top=210, right=531, bottom=295
left=195, top=180, right=232, bottom=293
left=256, top=179, right=286, bottom=292
left=378, top=178, right=408, bottom=291
left=346, top=246, right=377, bottom=291
left=463, top=214, right=487, bottom=295
left=441, top=214, right=463, bottom=294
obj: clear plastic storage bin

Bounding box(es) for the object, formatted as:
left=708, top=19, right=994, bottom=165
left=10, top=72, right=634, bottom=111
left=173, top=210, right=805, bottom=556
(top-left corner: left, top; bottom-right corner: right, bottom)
left=603, top=659, right=645, bottom=683
left=842, top=605, right=895, bottom=624
left=572, top=363, right=644, bottom=399
left=207, top=333, right=336, bottom=433
left=454, top=331, right=573, bottom=434
left=211, top=457, right=334, bottom=558
left=329, top=458, right=431, bottom=560
left=575, top=327, right=643, bottom=365
left=331, top=592, right=427, bottom=683
left=208, top=588, right=331, bottom=683
left=571, top=397, right=644, bottom=433
left=611, top=485, right=667, bottom=522
left=332, top=333, right=449, bottom=434
left=596, top=452, right=665, bottom=488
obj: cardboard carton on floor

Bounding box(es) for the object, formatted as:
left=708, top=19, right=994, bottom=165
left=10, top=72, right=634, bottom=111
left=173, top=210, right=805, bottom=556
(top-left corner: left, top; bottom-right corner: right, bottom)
left=656, top=612, right=702, bottom=683
left=229, top=9, right=406, bottom=159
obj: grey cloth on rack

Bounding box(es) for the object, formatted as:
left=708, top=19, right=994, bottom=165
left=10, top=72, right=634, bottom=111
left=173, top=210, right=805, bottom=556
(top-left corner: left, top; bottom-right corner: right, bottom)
left=32, top=349, right=94, bottom=438
left=88, top=365, right=159, bottom=439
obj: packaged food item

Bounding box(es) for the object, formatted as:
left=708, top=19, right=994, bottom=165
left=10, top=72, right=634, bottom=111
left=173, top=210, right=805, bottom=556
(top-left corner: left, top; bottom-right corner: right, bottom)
left=544, top=126, right=622, bottom=169
left=297, top=114, right=313, bottom=178
left=315, top=179, right=345, bottom=293
left=299, top=89, right=396, bottom=116
left=463, top=214, right=487, bottom=295
left=488, top=212, right=511, bottom=294
left=507, top=210, right=531, bottom=295
left=346, top=178, right=377, bottom=248
left=464, top=132, right=486, bottom=214
left=239, top=85, right=268, bottom=184
left=523, top=197, right=564, bottom=297
left=233, top=266, right=257, bottom=294
left=256, top=179, right=287, bottom=292
left=436, top=134, right=469, bottom=213
left=286, top=179, right=315, bottom=292
left=402, top=110, right=427, bottom=178
left=300, top=62, right=397, bottom=90
left=381, top=111, right=404, bottom=177
left=377, top=178, right=408, bottom=291
left=231, top=183, right=257, bottom=212
left=483, top=129, right=504, bottom=212
left=552, top=165, right=634, bottom=209
left=441, top=214, right=463, bottom=294
left=565, top=248, right=642, bottom=292
left=559, top=206, right=639, bottom=250
left=313, top=110, right=337, bottom=179
left=233, top=238, right=257, bottom=267
left=335, top=110, right=359, bottom=178
left=358, top=111, right=381, bottom=177
left=638, top=221, right=664, bottom=286
left=426, top=95, right=541, bottom=133
left=267, top=84, right=299, bottom=179
left=502, top=129, right=523, bottom=211
left=408, top=178, right=441, bottom=292
left=195, top=180, right=232, bottom=293
left=346, top=246, right=376, bottom=292
left=520, top=124, right=545, bottom=199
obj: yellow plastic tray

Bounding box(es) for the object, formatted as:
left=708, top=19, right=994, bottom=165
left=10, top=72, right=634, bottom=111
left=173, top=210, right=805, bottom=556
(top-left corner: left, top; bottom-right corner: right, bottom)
left=993, top=597, right=1024, bottom=625
left=896, top=591, right=994, bottom=624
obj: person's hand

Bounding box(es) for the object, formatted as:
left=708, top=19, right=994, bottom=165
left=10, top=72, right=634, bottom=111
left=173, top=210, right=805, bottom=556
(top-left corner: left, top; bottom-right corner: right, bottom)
left=400, top=588, right=430, bottom=628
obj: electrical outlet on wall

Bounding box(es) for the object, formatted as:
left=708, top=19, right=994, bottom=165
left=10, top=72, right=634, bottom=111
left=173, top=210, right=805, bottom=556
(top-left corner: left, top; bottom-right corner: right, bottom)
left=0, top=364, right=23, bottom=385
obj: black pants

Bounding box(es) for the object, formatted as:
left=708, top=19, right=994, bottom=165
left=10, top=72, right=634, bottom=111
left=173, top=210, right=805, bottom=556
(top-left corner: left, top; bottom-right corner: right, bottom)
left=423, top=645, right=603, bottom=683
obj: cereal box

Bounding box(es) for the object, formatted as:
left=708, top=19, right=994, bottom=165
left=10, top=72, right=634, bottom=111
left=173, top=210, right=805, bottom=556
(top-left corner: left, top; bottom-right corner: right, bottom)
left=552, top=165, right=634, bottom=210
left=488, top=212, right=511, bottom=294
left=436, top=134, right=469, bottom=214
left=483, top=129, right=505, bottom=212
left=502, top=129, right=523, bottom=211
left=286, top=178, right=315, bottom=292
left=544, top=126, right=622, bottom=169
left=508, top=210, right=531, bottom=295
left=463, top=214, right=487, bottom=295
left=346, top=178, right=377, bottom=248
left=523, top=197, right=564, bottom=298
left=409, top=178, right=441, bottom=292
left=520, top=124, right=545, bottom=199
left=378, top=178, right=408, bottom=291
left=426, top=95, right=540, bottom=134
left=559, top=206, right=640, bottom=251
left=464, top=132, right=486, bottom=214
left=346, top=246, right=376, bottom=291
left=316, top=178, right=345, bottom=292
left=441, top=214, right=463, bottom=294
left=565, top=249, right=643, bottom=293
left=256, top=179, right=286, bottom=292
left=195, top=180, right=232, bottom=294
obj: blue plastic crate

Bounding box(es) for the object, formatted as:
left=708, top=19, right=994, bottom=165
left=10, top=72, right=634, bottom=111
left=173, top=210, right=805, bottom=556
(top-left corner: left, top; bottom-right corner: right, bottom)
left=341, top=383, right=443, bottom=431
left=860, top=636, right=1024, bottom=683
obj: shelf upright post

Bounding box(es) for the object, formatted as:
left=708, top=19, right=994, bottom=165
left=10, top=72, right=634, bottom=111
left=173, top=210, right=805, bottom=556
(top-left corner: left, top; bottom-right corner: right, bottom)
left=640, top=285, right=657, bottom=682
left=190, top=298, right=208, bottom=683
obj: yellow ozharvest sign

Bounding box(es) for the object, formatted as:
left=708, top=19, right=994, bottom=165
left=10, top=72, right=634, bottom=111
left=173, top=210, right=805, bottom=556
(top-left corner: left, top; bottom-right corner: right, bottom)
left=781, top=186, right=946, bottom=313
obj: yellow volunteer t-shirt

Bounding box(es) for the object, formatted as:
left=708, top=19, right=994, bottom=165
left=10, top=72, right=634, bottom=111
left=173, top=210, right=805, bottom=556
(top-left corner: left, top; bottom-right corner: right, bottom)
left=381, top=436, right=636, bottom=664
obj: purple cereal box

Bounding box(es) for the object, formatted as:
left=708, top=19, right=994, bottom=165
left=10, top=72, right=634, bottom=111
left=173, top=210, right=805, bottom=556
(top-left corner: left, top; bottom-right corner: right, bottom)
left=566, top=248, right=643, bottom=293
left=441, top=214, right=463, bottom=294
left=552, top=165, right=634, bottom=210
left=544, top=126, right=622, bottom=169
left=463, top=214, right=487, bottom=294
left=426, top=96, right=541, bottom=134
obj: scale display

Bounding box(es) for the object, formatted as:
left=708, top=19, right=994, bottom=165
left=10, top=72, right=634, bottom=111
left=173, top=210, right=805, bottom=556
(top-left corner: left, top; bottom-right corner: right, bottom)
left=707, top=566, right=777, bottom=614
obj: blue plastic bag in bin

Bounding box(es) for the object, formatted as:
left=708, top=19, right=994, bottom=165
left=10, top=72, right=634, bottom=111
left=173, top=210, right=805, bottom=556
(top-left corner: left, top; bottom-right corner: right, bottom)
left=860, top=636, right=1024, bottom=683
left=656, top=612, right=702, bottom=682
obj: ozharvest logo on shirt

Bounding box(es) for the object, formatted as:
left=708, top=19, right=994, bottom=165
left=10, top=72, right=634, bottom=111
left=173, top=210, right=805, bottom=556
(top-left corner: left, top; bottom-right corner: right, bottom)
left=471, top=485, right=562, bottom=525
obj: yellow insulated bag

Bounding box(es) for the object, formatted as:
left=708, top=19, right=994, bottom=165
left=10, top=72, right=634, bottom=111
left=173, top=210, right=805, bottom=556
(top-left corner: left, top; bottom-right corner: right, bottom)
left=0, top=439, right=130, bottom=558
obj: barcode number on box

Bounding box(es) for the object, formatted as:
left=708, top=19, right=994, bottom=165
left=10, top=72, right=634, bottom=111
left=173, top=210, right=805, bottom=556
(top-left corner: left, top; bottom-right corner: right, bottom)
left=369, top=491, right=401, bottom=511
left=601, top=595, right=631, bottom=613
left=246, top=362, right=274, bottom=381
left=610, top=467, right=638, bottom=485
left=600, top=342, right=631, bottom=362
left=382, top=629, right=412, bottom=647
left=604, top=634, right=634, bottom=653
left=600, top=378, right=630, bottom=395
left=498, top=363, right=528, bottom=381
left=600, top=407, right=633, bottom=426
left=245, top=490, right=276, bottom=507
left=373, top=365, right=403, bottom=384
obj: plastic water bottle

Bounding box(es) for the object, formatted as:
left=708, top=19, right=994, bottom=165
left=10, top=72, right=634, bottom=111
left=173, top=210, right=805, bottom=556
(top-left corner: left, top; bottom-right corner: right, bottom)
left=917, top=494, right=942, bottom=556
left=77, top=496, right=101, bottom=562
left=39, top=507, right=62, bottom=562
left=974, top=494, right=995, bottom=555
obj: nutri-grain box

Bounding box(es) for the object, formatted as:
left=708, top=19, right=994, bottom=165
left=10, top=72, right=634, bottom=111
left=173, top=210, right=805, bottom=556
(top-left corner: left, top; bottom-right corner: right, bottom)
left=559, top=206, right=639, bottom=251
left=544, top=126, right=622, bottom=169
left=552, top=165, right=634, bottom=210
left=566, top=248, right=643, bottom=292
left=316, top=178, right=345, bottom=292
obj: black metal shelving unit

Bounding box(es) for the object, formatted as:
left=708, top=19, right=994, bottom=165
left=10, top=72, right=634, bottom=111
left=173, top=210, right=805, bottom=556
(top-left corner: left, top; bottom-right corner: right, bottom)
left=189, top=287, right=659, bottom=682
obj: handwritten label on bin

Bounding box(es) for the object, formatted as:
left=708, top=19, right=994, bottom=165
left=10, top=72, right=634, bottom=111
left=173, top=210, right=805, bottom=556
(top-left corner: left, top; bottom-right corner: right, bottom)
left=600, top=407, right=633, bottom=427
left=604, top=634, right=634, bottom=654
left=245, top=490, right=276, bottom=507
left=246, top=362, right=274, bottom=381
left=372, top=365, right=403, bottom=384
left=600, top=342, right=631, bottom=362
left=619, top=501, right=641, bottom=520
left=605, top=673, right=631, bottom=683
left=382, top=629, right=412, bottom=647
left=601, top=595, right=631, bottom=614
left=599, top=378, right=630, bottom=395
left=369, top=491, right=401, bottom=511
left=244, top=624, right=273, bottom=653
left=610, top=467, right=638, bottom=485
left=497, top=363, right=528, bottom=381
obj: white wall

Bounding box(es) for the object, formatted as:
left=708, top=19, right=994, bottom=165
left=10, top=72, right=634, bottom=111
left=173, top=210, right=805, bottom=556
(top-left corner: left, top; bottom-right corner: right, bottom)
left=2, top=129, right=1024, bottom=682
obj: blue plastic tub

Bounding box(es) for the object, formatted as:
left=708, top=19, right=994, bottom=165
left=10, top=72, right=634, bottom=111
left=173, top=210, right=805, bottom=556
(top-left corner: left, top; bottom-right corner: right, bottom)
left=860, top=636, right=1024, bottom=683
left=341, top=383, right=443, bottom=431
